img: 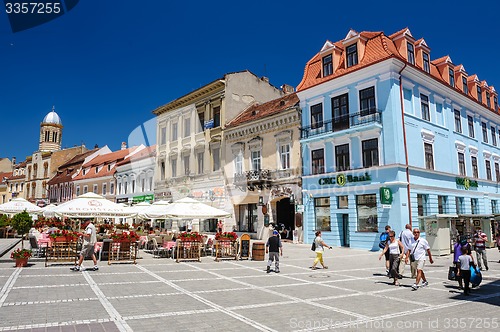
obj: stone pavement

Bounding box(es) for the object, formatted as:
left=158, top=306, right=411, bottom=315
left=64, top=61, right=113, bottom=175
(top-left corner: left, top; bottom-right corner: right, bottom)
left=0, top=239, right=22, bottom=258
left=0, top=241, right=499, bottom=332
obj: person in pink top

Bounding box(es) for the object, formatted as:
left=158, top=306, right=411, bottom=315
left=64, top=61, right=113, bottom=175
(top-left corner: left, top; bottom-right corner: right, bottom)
left=473, top=228, right=488, bottom=271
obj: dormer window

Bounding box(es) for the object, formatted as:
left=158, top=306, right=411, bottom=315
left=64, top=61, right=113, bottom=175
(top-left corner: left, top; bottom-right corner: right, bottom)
left=423, top=52, right=430, bottom=73
left=462, top=77, right=468, bottom=95
left=486, top=92, right=491, bottom=108
left=477, top=86, right=482, bottom=103
left=407, top=43, right=415, bottom=65
left=346, top=44, right=358, bottom=68
left=494, top=96, right=498, bottom=110
left=449, top=68, right=455, bottom=87
left=322, top=54, right=333, bottom=77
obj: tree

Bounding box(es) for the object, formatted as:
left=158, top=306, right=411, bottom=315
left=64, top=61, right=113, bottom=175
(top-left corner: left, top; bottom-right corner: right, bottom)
left=11, top=211, right=33, bottom=249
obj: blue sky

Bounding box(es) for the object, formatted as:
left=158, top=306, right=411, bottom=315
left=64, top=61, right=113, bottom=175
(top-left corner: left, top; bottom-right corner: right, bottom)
left=1, top=0, right=499, bottom=161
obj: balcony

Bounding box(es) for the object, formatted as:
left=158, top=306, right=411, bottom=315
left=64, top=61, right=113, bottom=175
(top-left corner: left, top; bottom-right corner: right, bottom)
left=246, top=169, right=271, bottom=191
left=300, top=110, right=382, bottom=139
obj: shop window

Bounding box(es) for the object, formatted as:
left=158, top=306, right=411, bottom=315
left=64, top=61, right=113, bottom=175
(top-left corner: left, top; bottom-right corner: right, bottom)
left=417, top=194, right=429, bottom=216
left=438, top=195, right=448, bottom=214
left=238, top=204, right=257, bottom=232
left=491, top=200, right=498, bottom=214
left=456, top=197, right=465, bottom=214
left=471, top=198, right=479, bottom=214
left=314, top=197, right=331, bottom=231
left=356, top=194, right=377, bottom=232
left=338, top=196, right=348, bottom=209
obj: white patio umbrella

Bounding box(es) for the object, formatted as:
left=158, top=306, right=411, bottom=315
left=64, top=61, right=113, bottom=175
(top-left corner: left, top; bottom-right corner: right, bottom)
left=0, top=198, right=43, bottom=215
left=53, top=192, right=137, bottom=218
left=42, top=203, right=58, bottom=217
left=162, top=197, right=232, bottom=219
left=140, top=200, right=170, bottom=219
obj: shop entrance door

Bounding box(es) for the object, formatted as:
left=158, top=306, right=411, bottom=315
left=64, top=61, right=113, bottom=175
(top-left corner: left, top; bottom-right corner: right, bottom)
left=341, top=214, right=350, bottom=247
left=276, top=198, right=295, bottom=240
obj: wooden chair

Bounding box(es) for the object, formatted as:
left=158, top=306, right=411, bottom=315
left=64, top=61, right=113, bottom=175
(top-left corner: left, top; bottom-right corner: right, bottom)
left=98, top=239, right=113, bottom=261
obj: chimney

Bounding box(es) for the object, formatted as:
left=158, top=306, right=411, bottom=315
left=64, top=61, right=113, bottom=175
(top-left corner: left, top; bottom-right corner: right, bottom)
left=121, top=142, right=127, bottom=150
left=94, top=144, right=99, bottom=149
left=12, top=157, right=16, bottom=165
left=261, top=76, right=269, bottom=83
left=281, top=84, right=295, bottom=94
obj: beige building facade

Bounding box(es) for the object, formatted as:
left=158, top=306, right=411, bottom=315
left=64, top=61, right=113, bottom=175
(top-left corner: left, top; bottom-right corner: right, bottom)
left=153, top=71, right=284, bottom=232
left=224, top=93, right=302, bottom=239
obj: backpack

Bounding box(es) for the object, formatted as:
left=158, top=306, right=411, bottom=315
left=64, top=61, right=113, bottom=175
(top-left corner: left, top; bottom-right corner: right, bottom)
left=379, top=232, right=389, bottom=249
left=311, top=237, right=316, bottom=251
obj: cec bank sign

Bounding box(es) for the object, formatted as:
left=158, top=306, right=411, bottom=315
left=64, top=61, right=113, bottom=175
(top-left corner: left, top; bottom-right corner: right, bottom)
left=318, top=172, right=372, bottom=186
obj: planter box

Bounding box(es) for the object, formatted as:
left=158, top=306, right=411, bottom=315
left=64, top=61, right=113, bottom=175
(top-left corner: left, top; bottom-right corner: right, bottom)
left=214, top=240, right=238, bottom=261
left=175, top=240, right=201, bottom=263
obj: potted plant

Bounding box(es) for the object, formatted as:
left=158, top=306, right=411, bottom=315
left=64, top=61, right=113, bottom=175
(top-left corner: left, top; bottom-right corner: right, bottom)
left=10, top=211, right=33, bottom=249
left=178, top=232, right=202, bottom=242
left=215, top=232, right=238, bottom=241
left=11, top=248, right=32, bottom=267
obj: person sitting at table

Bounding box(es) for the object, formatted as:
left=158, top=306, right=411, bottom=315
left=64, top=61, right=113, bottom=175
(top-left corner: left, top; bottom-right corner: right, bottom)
left=29, top=226, right=42, bottom=241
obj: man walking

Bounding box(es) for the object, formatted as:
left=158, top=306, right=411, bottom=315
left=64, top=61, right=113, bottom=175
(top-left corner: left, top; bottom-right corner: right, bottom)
left=406, top=228, right=433, bottom=290
left=71, top=220, right=98, bottom=272
left=266, top=230, right=282, bottom=273
left=399, top=224, right=415, bottom=277
left=474, top=228, right=489, bottom=271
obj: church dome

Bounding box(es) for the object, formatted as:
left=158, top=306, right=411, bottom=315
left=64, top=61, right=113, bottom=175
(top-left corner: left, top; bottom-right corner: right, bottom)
left=42, top=108, right=62, bottom=125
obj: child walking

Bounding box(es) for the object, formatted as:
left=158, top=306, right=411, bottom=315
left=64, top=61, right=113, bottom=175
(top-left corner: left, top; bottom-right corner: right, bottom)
left=266, top=230, right=283, bottom=273
left=457, top=246, right=476, bottom=296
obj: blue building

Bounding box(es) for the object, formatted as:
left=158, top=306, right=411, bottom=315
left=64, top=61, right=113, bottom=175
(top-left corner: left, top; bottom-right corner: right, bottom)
left=297, top=28, right=500, bottom=253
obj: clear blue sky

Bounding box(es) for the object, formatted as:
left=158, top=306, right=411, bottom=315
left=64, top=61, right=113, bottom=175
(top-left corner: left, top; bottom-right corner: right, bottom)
left=1, top=1, right=499, bottom=161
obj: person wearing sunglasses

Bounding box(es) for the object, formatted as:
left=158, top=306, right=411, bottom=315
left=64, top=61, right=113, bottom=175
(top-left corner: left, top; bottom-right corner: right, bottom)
left=379, top=230, right=405, bottom=286
left=406, top=228, right=434, bottom=290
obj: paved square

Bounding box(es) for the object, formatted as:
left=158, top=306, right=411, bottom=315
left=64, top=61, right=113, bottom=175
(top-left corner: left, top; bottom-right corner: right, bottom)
left=1, top=241, right=499, bottom=331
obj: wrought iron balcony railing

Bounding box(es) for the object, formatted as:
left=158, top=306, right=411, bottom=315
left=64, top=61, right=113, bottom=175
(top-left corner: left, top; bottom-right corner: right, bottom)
left=300, top=109, right=382, bottom=139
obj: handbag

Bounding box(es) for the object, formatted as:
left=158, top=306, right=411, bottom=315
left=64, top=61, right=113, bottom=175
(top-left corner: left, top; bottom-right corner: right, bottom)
left=409, top=240, right=420, bottom=262
left=311, top=237, right=316, bottom=251
left=448, top=266, right=456, bottom=281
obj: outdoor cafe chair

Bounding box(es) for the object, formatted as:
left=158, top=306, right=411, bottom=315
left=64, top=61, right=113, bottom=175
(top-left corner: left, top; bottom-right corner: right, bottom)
left=151, top=238, right=169, bottom=258
left=29, top=235, right=46, bottom=257
left=98, top=239, right=113, bottom=261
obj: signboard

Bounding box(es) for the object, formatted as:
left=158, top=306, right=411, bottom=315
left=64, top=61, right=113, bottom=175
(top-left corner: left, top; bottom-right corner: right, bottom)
left=318, top=172, right=371, bottom=186
left=295, top=204, right=304, bottom=213
left=456, top=177, right=478, bottom=190
left=379, top=187, right=393, bottom=205
left=116, top=197, right=128, bottom=203
left=239, top=233, right=251, bottom=260
left=204, top=119, right=214, bottom=129
left=133, top=195, right=145, bottom=203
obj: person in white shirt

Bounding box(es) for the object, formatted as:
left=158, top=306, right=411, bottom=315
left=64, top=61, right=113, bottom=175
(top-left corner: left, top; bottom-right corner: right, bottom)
left=399, top=224, right=416, bottom=277
left=71, top=220, right=98, bottom=272
left=405, top=228, right=433, bottom=291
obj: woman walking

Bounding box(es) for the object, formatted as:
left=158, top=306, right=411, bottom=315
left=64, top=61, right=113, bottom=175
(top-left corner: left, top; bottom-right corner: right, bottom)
left=311, top=231, right=332, bottom=270
left=379, top=230, right=404, bottom=286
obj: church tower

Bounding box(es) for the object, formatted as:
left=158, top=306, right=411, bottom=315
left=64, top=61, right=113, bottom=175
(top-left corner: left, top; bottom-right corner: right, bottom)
left=39, top=106, right=63, bottom=152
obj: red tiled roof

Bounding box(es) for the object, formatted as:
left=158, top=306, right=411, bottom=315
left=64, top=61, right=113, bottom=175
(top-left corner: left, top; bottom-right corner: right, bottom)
left=297, top=28, right=499, bottom=114
left=0, top=172, right=13, bottom=183
left=226, top=93, right=300, bottom=128
left=47, top=149, right=99, bottom=186
left=116, top=145, right=156, bottom=166
left=7, top=175, right=24, bottom=180
left=73, top=147, right=137, bottom=181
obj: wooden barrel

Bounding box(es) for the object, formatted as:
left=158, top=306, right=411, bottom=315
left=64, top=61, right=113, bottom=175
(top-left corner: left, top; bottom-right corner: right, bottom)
left=252, top=242, right=265, bottom=261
